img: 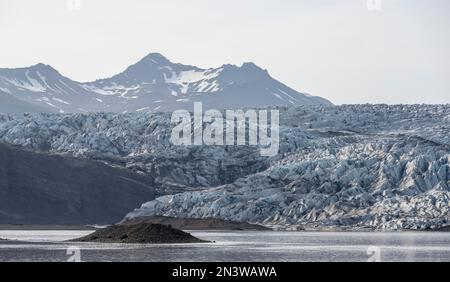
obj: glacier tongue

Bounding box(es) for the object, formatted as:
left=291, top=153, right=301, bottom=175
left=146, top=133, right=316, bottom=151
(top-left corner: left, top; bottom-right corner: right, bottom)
left=0, top=104, right=449, bottom=230
left=126, top=137, right=450, bottom=230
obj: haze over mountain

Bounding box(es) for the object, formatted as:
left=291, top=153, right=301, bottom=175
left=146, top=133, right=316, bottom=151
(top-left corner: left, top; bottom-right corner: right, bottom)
left=0, top=53, right=332, bottom=113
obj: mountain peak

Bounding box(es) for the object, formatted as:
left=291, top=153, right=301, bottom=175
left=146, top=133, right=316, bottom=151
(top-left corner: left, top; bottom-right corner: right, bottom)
left=241, top=62, right=261, bottom=69
left=0, top=63, right=58, bottom=74
left=139, top=52, right=171, bottom=65
left=241, top=62, right=268, bottom=74
left=32, top=62, right=51, bottom=68
left=215, top=62, right=269, bottom=82
left=219, top=62, right=267, bottom=74
left=29, top=63, right=59, bottom=74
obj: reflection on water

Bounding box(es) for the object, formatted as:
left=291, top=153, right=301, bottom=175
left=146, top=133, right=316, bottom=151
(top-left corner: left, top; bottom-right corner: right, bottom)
left=0, top=230, right=93, bottom=242
left=0, top=230, right=449, bottom=262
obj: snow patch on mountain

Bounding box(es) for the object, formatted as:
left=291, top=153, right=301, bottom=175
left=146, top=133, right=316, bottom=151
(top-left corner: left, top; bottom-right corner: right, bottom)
left=0, top=53, right=332, bottom=113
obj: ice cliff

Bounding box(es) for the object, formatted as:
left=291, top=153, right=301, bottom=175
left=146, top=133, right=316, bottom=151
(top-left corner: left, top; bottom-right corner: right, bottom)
left=0, top=104, right=449, bottom=229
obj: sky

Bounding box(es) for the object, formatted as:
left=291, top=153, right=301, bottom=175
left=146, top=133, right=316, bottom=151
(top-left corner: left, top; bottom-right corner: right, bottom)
left=0, top=0, right=449, bottom=104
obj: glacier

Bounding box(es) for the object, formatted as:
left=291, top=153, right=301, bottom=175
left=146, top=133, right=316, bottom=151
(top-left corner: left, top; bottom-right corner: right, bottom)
left=0, top=104, right=449, bottom=230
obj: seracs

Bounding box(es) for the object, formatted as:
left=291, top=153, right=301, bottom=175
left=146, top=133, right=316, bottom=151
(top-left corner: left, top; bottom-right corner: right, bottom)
left=171, top=102, right=280, bottom=157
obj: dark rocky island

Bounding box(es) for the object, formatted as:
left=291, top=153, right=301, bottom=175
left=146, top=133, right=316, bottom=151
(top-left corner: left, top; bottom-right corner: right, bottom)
left=71, top=223, right=208, bottom=244
left=121, top=216, right=270, bottom=231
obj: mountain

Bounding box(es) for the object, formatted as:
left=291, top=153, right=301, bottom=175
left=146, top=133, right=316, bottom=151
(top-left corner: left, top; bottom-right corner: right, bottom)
left=0, top=90, right=56, bottom=113
left=0, top=64, right=117, bottom=113
left=0, top=142, right=155, bottom=225
left=0, top=53, right=332, bottom=113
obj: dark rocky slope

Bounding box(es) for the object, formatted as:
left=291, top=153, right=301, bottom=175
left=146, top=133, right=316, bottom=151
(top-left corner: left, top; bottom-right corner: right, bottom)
left=0, top=143, right=155, bottom=225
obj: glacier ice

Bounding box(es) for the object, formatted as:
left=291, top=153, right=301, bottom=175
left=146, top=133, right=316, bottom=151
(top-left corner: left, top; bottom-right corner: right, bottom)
left=0, top=104, right=449, bottom=230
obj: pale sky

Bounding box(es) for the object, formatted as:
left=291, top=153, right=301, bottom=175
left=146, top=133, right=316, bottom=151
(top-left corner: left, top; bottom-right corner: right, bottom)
left=0, top=0, right=449, bottom=104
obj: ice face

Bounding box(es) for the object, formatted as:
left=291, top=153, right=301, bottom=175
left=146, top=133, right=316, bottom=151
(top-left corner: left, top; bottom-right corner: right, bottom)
left=0, top=104, right=449, bottom=230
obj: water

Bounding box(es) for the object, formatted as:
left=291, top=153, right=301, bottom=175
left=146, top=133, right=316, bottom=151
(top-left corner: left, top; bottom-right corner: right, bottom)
left=0, top=230, right=449, bottom=262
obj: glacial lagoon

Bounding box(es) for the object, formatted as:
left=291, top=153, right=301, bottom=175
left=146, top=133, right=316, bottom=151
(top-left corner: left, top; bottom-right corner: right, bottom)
left=0, top=230, right=449, bottom=262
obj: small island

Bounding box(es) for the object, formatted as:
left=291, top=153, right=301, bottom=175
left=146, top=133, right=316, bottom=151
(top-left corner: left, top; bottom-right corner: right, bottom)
left=70, top=223, right=208, bottom=244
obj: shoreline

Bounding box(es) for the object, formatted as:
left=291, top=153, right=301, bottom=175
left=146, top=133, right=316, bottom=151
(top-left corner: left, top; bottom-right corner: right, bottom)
left=0, top=225, right=449, bottom=232
left=0, top=225, right=99, bottom=231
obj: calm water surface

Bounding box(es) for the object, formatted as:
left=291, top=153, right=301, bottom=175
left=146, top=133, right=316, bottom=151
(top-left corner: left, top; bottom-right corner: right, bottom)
left=0, top=230, right=449, bottom=262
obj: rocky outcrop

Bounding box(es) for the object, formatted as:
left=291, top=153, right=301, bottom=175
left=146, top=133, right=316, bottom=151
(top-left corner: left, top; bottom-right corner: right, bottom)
left=71, top=223, right=207, bottom=244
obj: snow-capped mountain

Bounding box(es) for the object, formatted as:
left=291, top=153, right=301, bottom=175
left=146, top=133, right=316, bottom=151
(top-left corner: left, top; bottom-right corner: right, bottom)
left=0, top=53, right=332, bottom=113
left=0, top=63, right=109, bottom=113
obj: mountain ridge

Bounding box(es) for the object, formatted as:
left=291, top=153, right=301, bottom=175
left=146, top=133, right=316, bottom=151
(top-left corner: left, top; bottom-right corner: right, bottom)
left=0, top=53, right=332, bottom=113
